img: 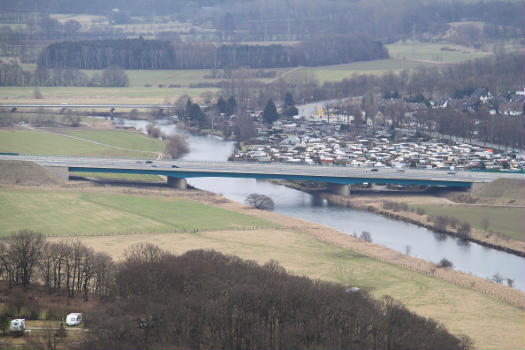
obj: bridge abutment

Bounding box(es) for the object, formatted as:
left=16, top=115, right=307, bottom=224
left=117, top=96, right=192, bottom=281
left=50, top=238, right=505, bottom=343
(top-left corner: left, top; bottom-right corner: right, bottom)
left=327, top=183, right=350, bottom=196
left=167, top=176, right=187, bottom=190
left=44, top=166, right=69, bottom=182
left=468, top=182, right=485, bottom=193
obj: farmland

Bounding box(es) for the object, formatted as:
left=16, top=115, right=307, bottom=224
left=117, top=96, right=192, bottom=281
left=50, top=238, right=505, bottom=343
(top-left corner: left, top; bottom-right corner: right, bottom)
left=0, top=129, right=160, bottom=158
left=0, top=188, right=276, bottom=236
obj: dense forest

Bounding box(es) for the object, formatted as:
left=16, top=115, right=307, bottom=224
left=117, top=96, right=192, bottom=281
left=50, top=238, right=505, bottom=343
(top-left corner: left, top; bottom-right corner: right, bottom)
left=37, top=36, right=388, bottom=70
left=1, top=0, right=523, bottom=42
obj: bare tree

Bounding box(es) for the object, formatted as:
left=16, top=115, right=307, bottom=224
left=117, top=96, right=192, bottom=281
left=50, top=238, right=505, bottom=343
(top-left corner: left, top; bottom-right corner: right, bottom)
left=146, top=123, right=162, bottom=139
left=481, top=218, right=490, bottom=232
left=6, top=230, right=45, bottom=289
left=360, top=231, right=372, bottom=242
left=124, top=243, right=166, bottom=264
left=492, top=273, right=503, bottom=284
left=164, top=134, right=189, bottom=159
left=457, top=222, right=471, bottom=239
left=245, top=193, right=274, bottom=210
left=437, top=258, right=453, bottom=268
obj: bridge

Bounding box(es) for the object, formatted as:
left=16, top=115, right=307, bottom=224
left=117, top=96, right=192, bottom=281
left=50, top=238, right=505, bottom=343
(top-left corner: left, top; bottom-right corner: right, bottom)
left=3, top=155, right=523, bottom=195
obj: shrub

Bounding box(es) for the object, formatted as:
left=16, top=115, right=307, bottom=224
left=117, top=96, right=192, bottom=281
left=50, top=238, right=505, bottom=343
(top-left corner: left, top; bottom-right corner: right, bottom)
left=360, top=231, right=372, bottom=242
left=437, top=258, right=453, bottom=268
left=457, top=222, right=471, bottom=239
left=245, top=193, right=274, bottom=211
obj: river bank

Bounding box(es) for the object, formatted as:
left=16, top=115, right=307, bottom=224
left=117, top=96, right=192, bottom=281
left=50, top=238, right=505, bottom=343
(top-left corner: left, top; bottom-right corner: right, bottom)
left=271, top=180, right=525, bottom=257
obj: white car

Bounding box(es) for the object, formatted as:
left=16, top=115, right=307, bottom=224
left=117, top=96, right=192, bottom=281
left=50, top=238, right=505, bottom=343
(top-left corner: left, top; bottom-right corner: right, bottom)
left=66, top=313, right=83, bottom=326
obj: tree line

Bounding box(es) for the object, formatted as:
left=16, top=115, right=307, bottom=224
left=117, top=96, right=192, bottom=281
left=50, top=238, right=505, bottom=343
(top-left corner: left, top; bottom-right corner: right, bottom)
left=2, top=0, right=523, bottom=44
left=37, top=36, right=388, bottom=70
left=0, top=230, right=113, bottom=301
left=0, top=62, right=129, bottom=87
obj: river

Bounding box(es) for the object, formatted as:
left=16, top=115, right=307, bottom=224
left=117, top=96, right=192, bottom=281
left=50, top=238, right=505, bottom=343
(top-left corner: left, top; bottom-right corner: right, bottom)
left=118, top=118, right=525, bottom=291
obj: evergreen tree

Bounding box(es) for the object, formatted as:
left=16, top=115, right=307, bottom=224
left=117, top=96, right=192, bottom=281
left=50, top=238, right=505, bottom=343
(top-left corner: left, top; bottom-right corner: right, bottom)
left=284, top=92, right=295, bottom=107
left=226, top=96, right=237, bottom=116
left=262, top=99, right=279, bottom=124
left=283, top=92, right=298, bottom=117
left=185, top=98, right=193, bottom=120
left=188, top=103, right=206, bottom=128
left=217, top=97, right=227, bottom=114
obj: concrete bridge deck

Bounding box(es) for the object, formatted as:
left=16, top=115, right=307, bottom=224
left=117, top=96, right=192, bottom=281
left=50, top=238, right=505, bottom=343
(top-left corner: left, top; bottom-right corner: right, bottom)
left=2, top=155, right=523, bottom=193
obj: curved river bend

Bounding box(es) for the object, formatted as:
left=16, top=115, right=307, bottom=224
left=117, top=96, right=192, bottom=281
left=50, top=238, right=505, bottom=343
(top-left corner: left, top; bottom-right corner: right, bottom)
left=120, top=119, right=525, bottom=291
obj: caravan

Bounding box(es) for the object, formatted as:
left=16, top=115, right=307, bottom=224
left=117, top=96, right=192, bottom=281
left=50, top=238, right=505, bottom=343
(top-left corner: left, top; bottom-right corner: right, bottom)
left=66, top=313, right=83, bottom=326
left=10, top=319, right=25, bottom=332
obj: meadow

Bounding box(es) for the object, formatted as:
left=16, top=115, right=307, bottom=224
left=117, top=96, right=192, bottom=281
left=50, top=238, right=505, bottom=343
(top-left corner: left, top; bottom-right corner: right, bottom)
left=0, top=129, right=160, bottom=158
left=412, top=205, right=525, bottom=241
left=0, top=188, right=276, bottom=236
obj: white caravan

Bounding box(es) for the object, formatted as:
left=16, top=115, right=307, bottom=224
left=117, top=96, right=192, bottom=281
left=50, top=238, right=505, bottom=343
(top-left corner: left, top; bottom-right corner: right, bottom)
left=10, top=319, right=26, bottom=332
left=66, top=313, right=83, bottom=326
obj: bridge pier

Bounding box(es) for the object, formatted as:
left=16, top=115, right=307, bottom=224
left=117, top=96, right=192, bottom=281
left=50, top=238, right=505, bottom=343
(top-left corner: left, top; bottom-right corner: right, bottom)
left=327, top=183, right=350, bottom=196
left=167, top=176, right=187, bottom=190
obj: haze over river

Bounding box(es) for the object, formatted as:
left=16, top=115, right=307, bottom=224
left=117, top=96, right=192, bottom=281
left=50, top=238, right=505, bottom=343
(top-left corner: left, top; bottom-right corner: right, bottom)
left=120, top=118, right=525, bottom=291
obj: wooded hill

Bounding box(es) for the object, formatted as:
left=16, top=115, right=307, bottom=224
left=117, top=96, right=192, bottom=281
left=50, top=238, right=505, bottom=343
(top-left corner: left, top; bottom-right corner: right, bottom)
left=37, top=36, right=388, bottom=70
left=78, top=249, right=470, bottom=350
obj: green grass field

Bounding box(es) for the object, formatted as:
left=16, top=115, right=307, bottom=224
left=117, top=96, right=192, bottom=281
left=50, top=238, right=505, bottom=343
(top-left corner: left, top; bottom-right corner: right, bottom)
left=0, top=188, right=276, bottom=236
left=60, top=129, right=164, bottom=152
left=0, top=86, right=218, bottom=104
left=0, top=129, right=158, bottom=158
left=413, top=204, right=525, bottom=241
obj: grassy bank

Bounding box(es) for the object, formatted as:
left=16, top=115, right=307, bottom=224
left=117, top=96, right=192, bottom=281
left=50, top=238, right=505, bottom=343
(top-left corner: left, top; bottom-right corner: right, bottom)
left=412, top=204, right=525, bottom=241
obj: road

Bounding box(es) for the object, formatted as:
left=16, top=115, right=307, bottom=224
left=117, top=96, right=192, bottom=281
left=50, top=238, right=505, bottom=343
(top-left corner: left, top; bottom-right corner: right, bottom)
left=0, top=103, right=174, bottom=109
left=2, top=154, right=523, bottom=186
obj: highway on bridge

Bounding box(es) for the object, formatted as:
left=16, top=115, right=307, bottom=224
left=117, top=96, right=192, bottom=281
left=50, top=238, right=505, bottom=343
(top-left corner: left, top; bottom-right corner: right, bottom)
left=2, top=154, right=523, bottom=188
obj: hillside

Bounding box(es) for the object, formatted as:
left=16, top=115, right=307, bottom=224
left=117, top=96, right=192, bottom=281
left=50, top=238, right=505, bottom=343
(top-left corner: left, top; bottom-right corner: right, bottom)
left=472, top=178, right=525, bottom=205
left=0, top=159, right=63, bottom=186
